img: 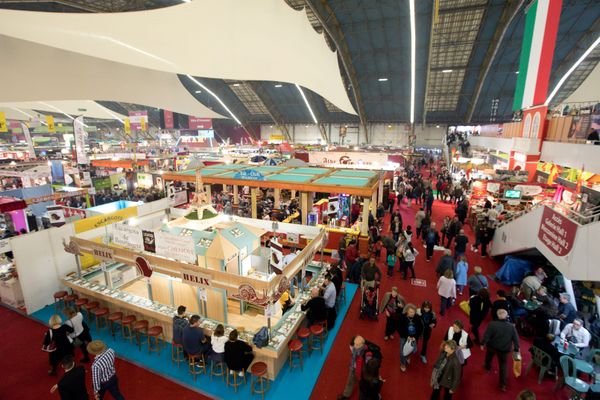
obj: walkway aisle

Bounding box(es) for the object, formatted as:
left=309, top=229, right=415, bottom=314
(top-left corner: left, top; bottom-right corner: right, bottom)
left=311, top=181, right=568, bottom=399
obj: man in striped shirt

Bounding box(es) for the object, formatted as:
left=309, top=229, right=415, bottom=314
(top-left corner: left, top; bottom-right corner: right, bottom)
left=87, top=340, right=125, bottom=400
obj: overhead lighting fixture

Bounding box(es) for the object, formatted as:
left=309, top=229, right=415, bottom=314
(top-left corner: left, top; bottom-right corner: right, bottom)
left=409, top=0, right=416, bottom=124
left=515, top=71, right=519, bottom=74
left=38, top=102, right=89, bottom=127
left=186, top=74, right=242, bottom=125
left=275, top=84, right=283, bottom=88
left=442, top=69, right=453, bottom=73
left=195, top=90, right=202, bottom=94
left=378, top=78, right=388, bottom=82
left=295, top=84, right=318, bottom=125
left=545, top=35, right=600, bottom=105
left=436, top=125, right=440, bottom=128
left=232, top=83, right=240, bottom=87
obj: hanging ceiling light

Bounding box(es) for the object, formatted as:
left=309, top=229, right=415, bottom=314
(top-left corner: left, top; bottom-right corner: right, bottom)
left=295, top=84, right=318, bottom=124
left=186, top=74, right=242, bottom=125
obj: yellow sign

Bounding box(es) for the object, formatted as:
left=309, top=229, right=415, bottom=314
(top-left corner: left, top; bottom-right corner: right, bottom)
left=269, top=134, right=285, bottom=141
left=74, top=207, right=138, bottom=233
left=124, top=118, right=131, bottom=134
left=0, top=112, right=7, bottom=133
left=46, top=115, right=56, bottom=133
left=141, top=118, right=147, bottom=132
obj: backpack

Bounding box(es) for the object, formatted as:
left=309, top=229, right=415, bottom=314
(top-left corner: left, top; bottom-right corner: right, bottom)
left=252, top=327, right=269, bottom=348
left=363, top=340, right=383, bottom=363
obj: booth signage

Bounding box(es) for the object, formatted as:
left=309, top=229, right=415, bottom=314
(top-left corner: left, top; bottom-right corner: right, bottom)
left=142, top=230, right=156, bottom=253
left=113, top=223, right=144, bottom=252
left=188, top=117, right=212, bottom=130
left=73, top=207, right=138, bottom=233
left=233, top=169, right=266, bottom=181
left=537, top=206, right=578, bottom=257
left=25, top=190, right=87, bottom=205
left=91, top=245, right=114, bottom=261
left=155, top=231, right=197, bottom=263
left=307, top=151, right=388, bottom=167
left=181, top=269, right=212, bottom=287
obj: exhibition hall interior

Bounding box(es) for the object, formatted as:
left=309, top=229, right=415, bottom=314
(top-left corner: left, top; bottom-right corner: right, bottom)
left=0, top=0, right=599, bottom=399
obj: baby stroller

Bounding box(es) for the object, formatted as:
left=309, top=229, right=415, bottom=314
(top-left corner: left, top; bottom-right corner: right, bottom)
left=359, top=284, right=379, bottom=320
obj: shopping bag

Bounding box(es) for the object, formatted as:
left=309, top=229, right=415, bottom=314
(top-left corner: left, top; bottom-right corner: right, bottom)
left=513, top=356, right=522, bottom=378
left=402, top=339, right=416, bottom=357
left=459, top=300, right=470, bottom=316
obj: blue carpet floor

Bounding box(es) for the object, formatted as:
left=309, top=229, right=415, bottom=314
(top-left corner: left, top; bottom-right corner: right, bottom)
left=32, top=283, right=357, bottom=400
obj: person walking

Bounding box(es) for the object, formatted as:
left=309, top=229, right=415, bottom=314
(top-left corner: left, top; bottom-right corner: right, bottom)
left=337, top=336, right=368, bottom=399
left=380, top=287, right=406, bottom=341
left=445, top=217, right=462, bottom=249
left=425, top=223, right=440, bottom=262
left=454, top=230, right=468, bottom=259
left=440, top=216, right=450, bottom=246
left=398, top=304, right=424, bottom=372
left=430, top=340, right=462, bottom=400
left=446, top=320, right=472, bottom=365
left=454, top=256, right=468, bottom=296
left=64, top=307, right=92, bottom=363
left=469, top=288, right=491, bottom=345
left=386, top=249, right=397, bottom=278
left=437, top=270, right=457, bottom=317
left=415, top=208, right=426, bottom=238
left=466, top=266, right=488, bottom=297
left=359, top=358, right=384, bottom=400
left=418, top=300, right=437, bottom=364
left=391, top=216, right=403, bottom=243
left=44, top=314, right=74, bottom=375
left=400, top=242, right=419, bottom=280
left=482, top=309, right=520, bottom=392
left=50, top=355, right=89, bottom=400
left=88, top=340, right=126, bottom=400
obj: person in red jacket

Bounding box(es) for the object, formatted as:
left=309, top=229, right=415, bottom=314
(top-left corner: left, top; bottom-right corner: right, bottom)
left=351, top=199, right=362, bottom=224
left=388, top=191, right=396, bottom=213
left=345, top=241, right=359, bottom=266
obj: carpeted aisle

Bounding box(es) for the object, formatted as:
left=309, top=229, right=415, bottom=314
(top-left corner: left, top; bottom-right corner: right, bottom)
left=311, top=187, right=570, bottom=399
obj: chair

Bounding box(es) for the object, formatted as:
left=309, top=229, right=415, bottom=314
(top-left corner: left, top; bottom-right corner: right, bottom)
left=171, top=342, right=185, bottom=368
left=133, top=320, right=149, bottom=350
left=92, top=307, right=109, bottom=331
left=296, top=327, right=311, bottom=356
left=250, top=362, right=269, bottom=400
left=288, top=339, right=303, bottom=370
left=210, top=359, right=226, bottom=382
left=189, top=354, right=207, bottom=382
left=74, top=297, right=88, bottom=313
left=558, top=356, right=590, bottom=399
left=147, top=326, right=164, bottom=355
left=309, top=324, right=325, bottom=354
left=53, top=291, right=68, bottom=310
left=83, top=301, right=99, bottom=323
left=64, top=293, right=78, bottom=308
left=107, top=312, right=123, bottom=339
left=525, top=346, right=554, bottom=384
left=226, top=366, right=246, bottom=392
left=314, top=319, right=328, bottom=338
left=121, top=315, right=137, bottom=342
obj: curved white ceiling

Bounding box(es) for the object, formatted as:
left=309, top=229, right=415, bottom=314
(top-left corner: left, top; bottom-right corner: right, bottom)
left=0, top=35, right=225, bottom=119
left=0, top=101, right=128, bottom=121
left=0, top=0, right=356, bottom=115
left=564, top=62, right=600, bottom=105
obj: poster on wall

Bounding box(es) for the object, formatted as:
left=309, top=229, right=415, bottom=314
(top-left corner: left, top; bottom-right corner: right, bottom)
left=327, top=196, right=340, bottom=215
left=142, top=230, right=156, bottom=253
left=568, top=110, right=592, bottom=139
left=113, top=223, right=144, bottom=252
left=155, top=231, right=196, bottom=263
left=73, top=116, right=89, bottom=165
left=537, top=206, right=578, bottom=257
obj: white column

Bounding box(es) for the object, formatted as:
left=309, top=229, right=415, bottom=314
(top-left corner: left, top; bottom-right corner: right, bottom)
left=563, top=277, right=578, bottom=310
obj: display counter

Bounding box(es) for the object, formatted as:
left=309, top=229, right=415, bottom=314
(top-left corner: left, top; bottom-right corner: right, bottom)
left=63, top=261, right=329, bottom=380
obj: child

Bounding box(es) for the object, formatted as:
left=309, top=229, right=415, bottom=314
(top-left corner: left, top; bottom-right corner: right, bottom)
left=417, top=301, right=437, bottom=364
left=210, top=324, right=228, bottom=363
left=386, top=250, right=397, bottom=277
left=404, top=226, right=413, bottom=243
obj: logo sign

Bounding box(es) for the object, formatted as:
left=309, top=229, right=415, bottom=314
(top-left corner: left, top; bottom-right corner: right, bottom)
left=128, top=111, right=148, bottom=131
left=411, top=278, right=427, bottom=287
left=135, top=256, right=153, bottom=278
left=538, top=206, right=578, bottom=257
left=155, top=231, right=197, bottom=263
left=233, top=169, right=266, bottom=181
left=181, top=269, right=212, bottom=287
left=91, top=245, right=114, bottom=261
left=188, top=117, right=212, bottom=130
left=142, top=230, right=156, bottom=253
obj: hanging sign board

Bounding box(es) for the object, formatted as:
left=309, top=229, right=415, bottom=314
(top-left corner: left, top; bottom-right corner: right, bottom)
left=537, top=206, right=578, bottom=257
left=181, top=269, right=212, bottom=287
left=155, top=231, right=196, bottom=263
left=233, top=169, right=266, bottom=181
left=112, top=223, right=144, bottom=252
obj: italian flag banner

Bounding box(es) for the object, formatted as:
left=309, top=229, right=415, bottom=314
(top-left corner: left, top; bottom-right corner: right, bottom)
left=513, top=0, right=562, bottom=111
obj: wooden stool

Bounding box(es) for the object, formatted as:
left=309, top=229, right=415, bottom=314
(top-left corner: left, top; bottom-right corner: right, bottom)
left=133, top=320, right=149, bottom=350
left=92, top=307, right=109, bottom=331
left=226, top=367, right=246, bottom=392
left=121, top=315, right=137, bottom=342
left=147, top=326, right=164, bottom=355
left=288, top=339, right=303, bottom=370
left=297, top=327, right=311, bottom=355
left=189, top=354, right=207, bottom=382
left=210, top=359, right=226, bottom=381
left=83, top=301, right=99, bottom=323
left=53, top=291, right=68, bottom=310
left=250, top=362, right=269, bottom=400
left=107, top=312, right=123, bottom=338
left=171, top=342, right=185, bottom=368
left=64, top=294, right=78, bottom=308
left=74, top=298, right=88, bottom=313
left=309, top=324, right=325, bottom=354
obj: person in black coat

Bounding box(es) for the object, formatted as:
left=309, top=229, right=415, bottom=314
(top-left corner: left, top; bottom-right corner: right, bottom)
left=430, top=340, right=462, bottom=400
left=301, top=287, right=327, bottom=326
left=398, top=304, right=424, bottom=371
left=469, top=288, right=491, bottom=345
left=224, top=329, right=254, bottom=373
left=50, top=355, right=89, bottom=400
left=359, top=358, right=384, bottom=400
left=44, top=314, right=74, bottom=375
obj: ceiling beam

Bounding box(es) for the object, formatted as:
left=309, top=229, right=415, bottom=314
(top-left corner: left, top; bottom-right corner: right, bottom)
left=466, top=0, right=524, bottom=122
left=304, top=0, right=370, bottom=143
left=421, top=2, right=437, bottom=128
left=247, top=82, right=292, bottom=142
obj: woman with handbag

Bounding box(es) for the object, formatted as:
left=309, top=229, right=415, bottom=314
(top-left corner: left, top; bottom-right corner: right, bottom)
left=398, top=303, right=424, bottom=372
left=380, top=287, right=405, bottom=341
left=43, top=314, right=74, bottom=375
left=64, top=307, right=92, bottom=363
left=446, top=320, right=472, bottom=366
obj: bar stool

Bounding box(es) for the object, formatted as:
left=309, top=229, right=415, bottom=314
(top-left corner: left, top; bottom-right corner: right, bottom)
left=309, top=324, right=325, bottom=354
left=92, top=307, right=109, bottom=331
left=107, top=312, right=123, bottom=339
left=210, top=359, right=226, bottom=381
left=296, top=327, right=311, bottom=356
left=226, top=366, right=246, bottom=392
left=189, top=354, right=207, bottom=382
left=53, top=291, right=68, bottom=310
left=314, top=319, right=328, bottom=338
left=147, top=325, right=164, bottom=355
left=250, top=362, right=270, bottom=400
left=64, top=293, right=78, bottom=309
left=74, top=298, right=88, bottom=313
left=121, top=315, right=137, bottom=343
left=288, top=339, right=303, bottom=370
left=171, top=342, right=185, bottom=368
left=133, top=320, right=149, bottom=350
left=83, top=301, right=99, bottom=323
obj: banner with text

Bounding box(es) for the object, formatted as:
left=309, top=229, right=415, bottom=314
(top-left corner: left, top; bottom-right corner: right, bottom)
left=129, top=111, right=148, bottom=131
left=308, top=151, right=389, bottom=167
left=112, top=223, right=144, bottom=252
left=188, top=117, right=212, bottom=130
left=73, top=116, right=88, bottom=164
left=21, top=122, right=36, bottom=158
left=155, top=230, right=196, bottom=263
left=537, top=206, right=577, bottom=257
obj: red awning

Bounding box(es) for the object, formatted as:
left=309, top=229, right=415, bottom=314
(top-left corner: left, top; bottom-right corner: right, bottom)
left=0, top=196, right=27, bottom=212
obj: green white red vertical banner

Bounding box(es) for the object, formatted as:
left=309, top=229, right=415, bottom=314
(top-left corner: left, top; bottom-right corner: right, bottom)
left=513, top=0, right=562, bottom=111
